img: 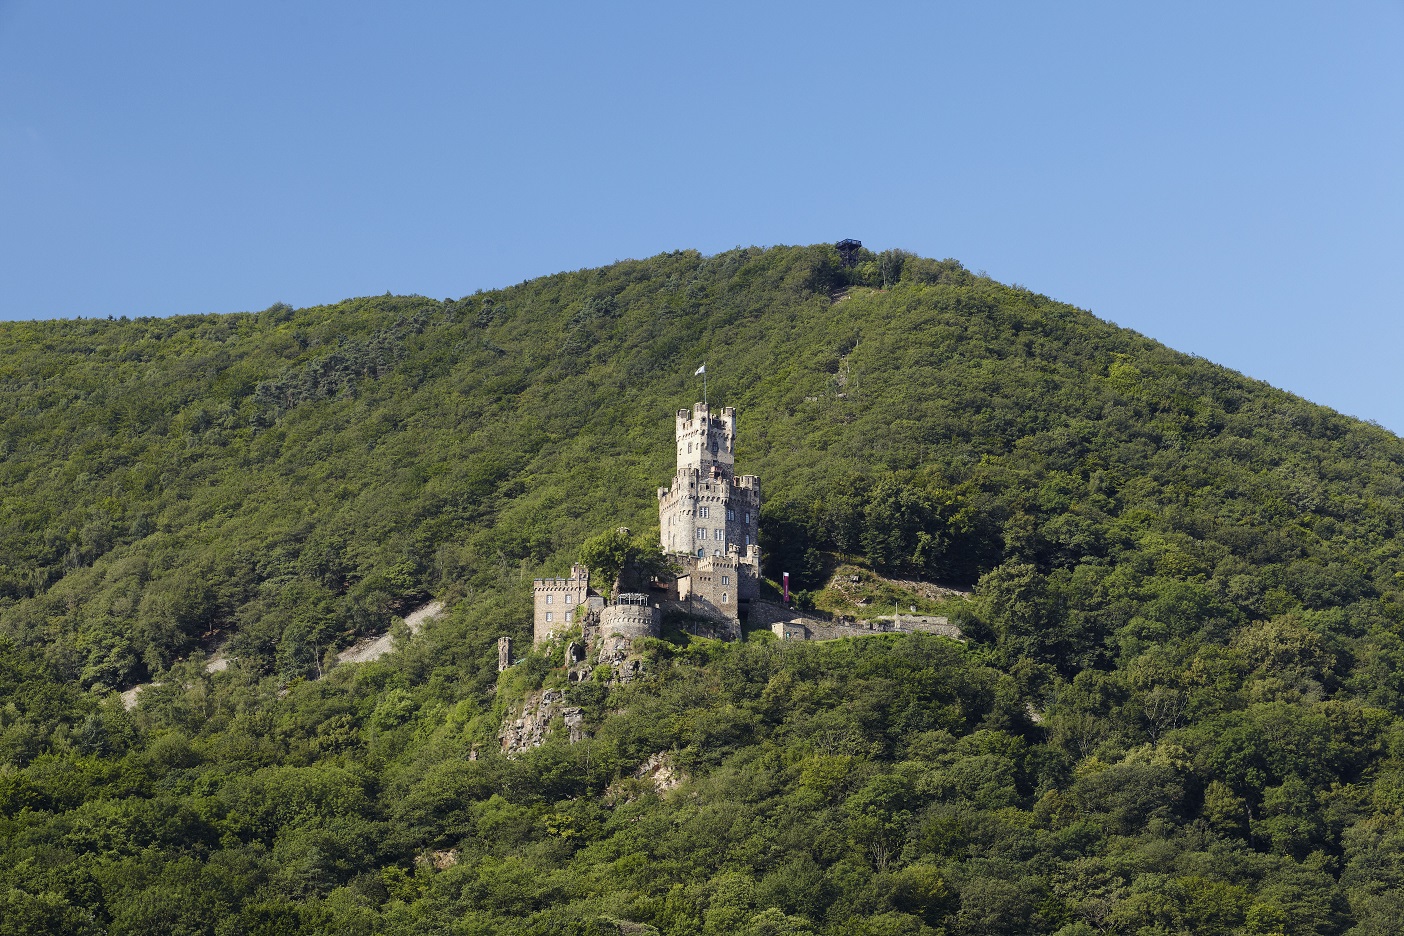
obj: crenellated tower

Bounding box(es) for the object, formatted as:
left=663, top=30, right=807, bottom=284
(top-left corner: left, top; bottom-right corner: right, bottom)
left=657, top=403, right=762, bottom=625
left=531, top=564, right=591, bottom=644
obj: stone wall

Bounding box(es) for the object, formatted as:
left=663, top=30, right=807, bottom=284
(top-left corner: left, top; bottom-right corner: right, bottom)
left=804, top=615, right=961, bottom=641
left=772, top=621, right=807, bottom=641
left=657, top=602, right=742, bottom=641
left=658, top=403, right=761, bottom=563
left=658, top=470, right=761, bottom=558
left=675, top=553, right=751, bottom=621
left=749, top=601, right=963, bottom=642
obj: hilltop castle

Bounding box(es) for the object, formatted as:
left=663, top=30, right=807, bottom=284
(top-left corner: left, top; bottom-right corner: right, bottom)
left=505, top=397, right=959, bottom=749
left=530, top=401, right=761, bottom=646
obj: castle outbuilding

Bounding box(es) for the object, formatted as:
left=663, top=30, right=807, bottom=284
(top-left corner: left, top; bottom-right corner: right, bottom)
left=531, top=564, right=596, bottom=644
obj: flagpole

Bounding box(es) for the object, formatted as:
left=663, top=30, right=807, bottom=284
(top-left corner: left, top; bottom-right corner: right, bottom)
left=703, top=370, right=707, bottom=407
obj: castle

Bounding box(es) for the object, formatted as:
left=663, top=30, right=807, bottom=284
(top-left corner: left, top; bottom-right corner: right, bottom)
left=504, top=399, right=959, bottom=751
left=531, top=401, right=761, bottom=645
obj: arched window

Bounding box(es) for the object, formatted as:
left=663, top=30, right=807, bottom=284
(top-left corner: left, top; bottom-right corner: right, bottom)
left=697, top=548, right=705, bottom=558
left=722, top=593, right=728, bottom=604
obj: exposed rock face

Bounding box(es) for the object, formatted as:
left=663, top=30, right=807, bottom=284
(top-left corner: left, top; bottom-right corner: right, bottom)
left=119, top=683, right=151, bottom=711
left=415, top=849, right=460, bottom=870
left=633, top=752, right=686, bottom=793
left=499, top=689, right=586, bottom=754
left=596, top=634, right=645, bottom=682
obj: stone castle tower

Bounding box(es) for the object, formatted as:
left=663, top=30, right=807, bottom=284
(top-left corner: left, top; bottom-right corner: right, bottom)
left=531, top=563, right=592, bottom=644
left=657, top=403, right=761, bottom=625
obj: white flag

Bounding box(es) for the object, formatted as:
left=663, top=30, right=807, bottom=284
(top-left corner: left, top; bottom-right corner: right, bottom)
left=694, top=364, right=706, bottom=376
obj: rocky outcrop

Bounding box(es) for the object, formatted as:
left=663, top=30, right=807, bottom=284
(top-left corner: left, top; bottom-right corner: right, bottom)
left=633, top=751, right=686, bottom=793
left=499, top=689, right=586, bottom=755
left=595, top=634, right=648, bottom=683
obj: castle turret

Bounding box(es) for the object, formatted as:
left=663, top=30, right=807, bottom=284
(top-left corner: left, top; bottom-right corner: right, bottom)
left=674, top=403, right=735, bottom=479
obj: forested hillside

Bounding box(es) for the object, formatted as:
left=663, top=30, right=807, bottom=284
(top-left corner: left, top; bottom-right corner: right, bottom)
left=2, top=245, right=1404, bottom=934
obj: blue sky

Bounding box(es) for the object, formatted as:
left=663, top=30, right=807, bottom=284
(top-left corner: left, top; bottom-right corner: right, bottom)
left=2, top=2, right=1401, bottom=431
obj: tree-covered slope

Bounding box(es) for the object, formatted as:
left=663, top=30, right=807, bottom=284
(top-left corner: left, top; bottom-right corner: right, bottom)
left=2, top=244, right=1404, bottom=934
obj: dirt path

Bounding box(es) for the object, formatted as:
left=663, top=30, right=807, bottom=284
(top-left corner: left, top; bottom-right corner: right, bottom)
left=336, top=600, right=444, bottom=665
left=120, top=599, right=445, bottom=710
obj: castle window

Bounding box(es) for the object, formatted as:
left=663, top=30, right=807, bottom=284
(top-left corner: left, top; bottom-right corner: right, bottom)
left=722, top=593, right=728, bottom=604
left=744, top=512, right=750, bottom=523
left=745, top=535, right=751, bottom=546
left=699, top=506, right=709, bottom=518
left=698, top=548, right=705, bottom=558
left=696, top=527, right=705, bottom=540
left=721, top=575, right=730, bottom=585
left=546, top=595, right=553, bottom=604
left=545, top=612, right=553, bottom=622
left=714, top=528, right=723, bottom=541
left=565, top=611, right=572, bottom=623
left=727, top=508, right=735, bottom=520
left=687, top=442, right=692, bottom=452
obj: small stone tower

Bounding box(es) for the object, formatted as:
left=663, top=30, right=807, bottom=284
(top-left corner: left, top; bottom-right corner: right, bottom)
left=531, top=564, right=590, bottom=644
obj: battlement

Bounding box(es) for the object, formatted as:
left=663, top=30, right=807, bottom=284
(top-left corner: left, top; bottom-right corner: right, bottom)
left=656, top=472, right=761, bottom=506
left=675, top=402, right=736, bottom=479
left=599, top=594, right=660, bottom=639
left=673, top=548, right=758, bottom=626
